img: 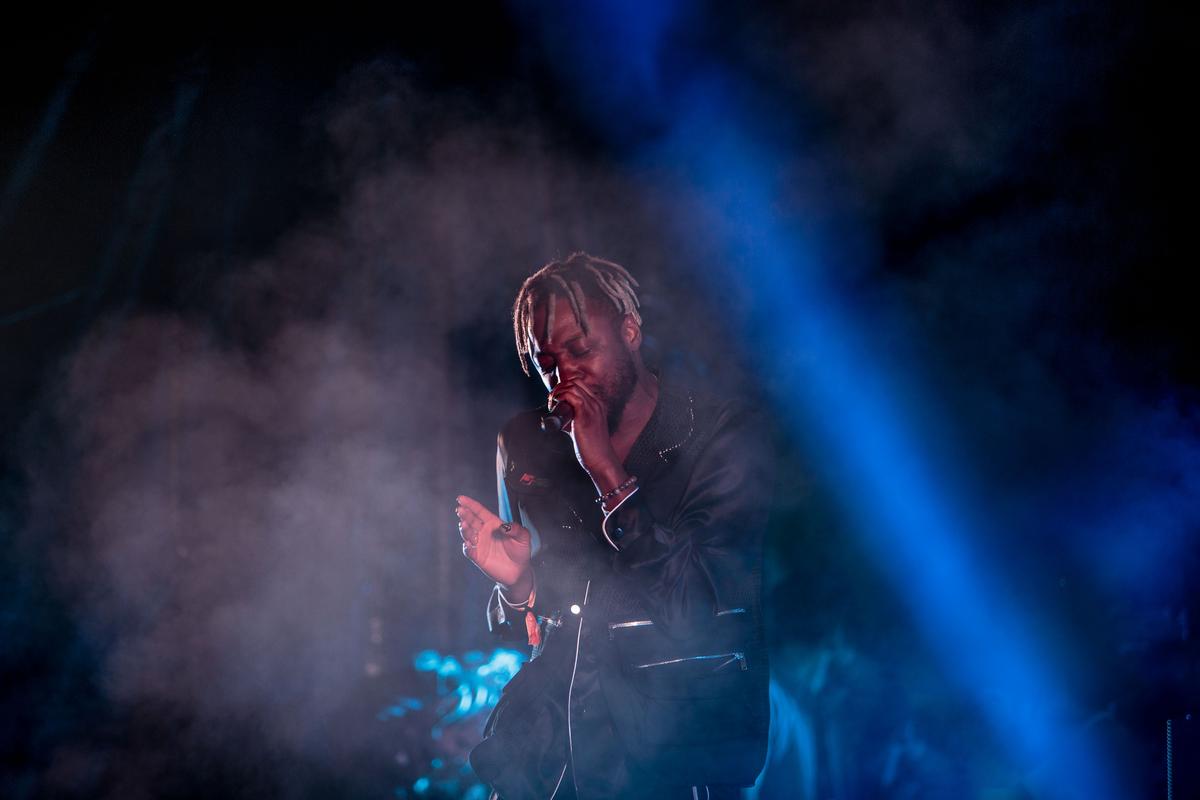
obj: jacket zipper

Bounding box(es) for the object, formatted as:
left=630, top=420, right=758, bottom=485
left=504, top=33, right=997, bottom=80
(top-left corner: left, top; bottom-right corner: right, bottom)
left=550, top=578, right=590, bottom=800
left=607, top=619, right=653, bottom=638
left=607, top=607, right=746, bottom=639
left=633, top=651, right=747, bottom=671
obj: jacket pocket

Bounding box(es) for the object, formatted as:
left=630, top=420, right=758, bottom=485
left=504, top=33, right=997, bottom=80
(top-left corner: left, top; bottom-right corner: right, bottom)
left=632, top=651, right=747, bottom=672
left=626, top=648, right=750, bottom=699
left=598, top=650, right=769, bottom=786
left=609, top=608, right=755, bottom=700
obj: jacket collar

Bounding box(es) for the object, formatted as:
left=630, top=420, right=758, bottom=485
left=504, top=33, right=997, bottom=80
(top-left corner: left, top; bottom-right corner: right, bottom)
left=622, top=367, right=697, bottom=484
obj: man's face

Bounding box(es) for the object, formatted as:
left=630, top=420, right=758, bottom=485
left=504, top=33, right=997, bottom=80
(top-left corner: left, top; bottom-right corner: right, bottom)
left=529, top=293, right=639, bottom=434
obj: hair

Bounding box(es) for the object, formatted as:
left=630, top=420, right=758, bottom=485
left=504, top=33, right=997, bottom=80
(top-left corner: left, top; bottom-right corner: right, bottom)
left=512, top=252, right=642, bottom=376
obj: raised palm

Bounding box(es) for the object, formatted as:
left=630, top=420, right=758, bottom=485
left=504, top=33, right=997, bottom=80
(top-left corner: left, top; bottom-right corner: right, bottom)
left=455, top=494, right=532, bottom=589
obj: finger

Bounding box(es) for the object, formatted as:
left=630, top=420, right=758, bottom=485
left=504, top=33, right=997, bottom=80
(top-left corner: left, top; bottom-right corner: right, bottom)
left=455, top=510, right=480, bottom=540
left=455, top=494, right=483, bottom=512
left=550, top=376, right=604, bottom=404
left=457, top=502, right=488, bottom=529
left=493, top=520, right=526, bottom=541
left=548, top=381, right=599, bottom=411
left=548, top=378, right=590, bottom=404
left=455, top=509, right=489, bottom=546
left=564, top=381, right=604, bottom=410
left=499, top=527, right=531, bottom=548
left=550, top=386, right=603, bottom=424
left=461, top=521, right=494, bottom=561
left=547, top=377, right=583, bottom=405
left=456, top=497, right=497, bottom=530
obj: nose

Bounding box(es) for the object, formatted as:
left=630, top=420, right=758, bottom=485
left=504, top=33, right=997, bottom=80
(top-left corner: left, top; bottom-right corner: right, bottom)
left=557, top=359, right=584, bottom=384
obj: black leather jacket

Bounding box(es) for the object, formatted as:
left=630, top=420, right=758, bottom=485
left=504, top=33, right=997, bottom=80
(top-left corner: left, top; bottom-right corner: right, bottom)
left=469, top=373, right=772, bottom=799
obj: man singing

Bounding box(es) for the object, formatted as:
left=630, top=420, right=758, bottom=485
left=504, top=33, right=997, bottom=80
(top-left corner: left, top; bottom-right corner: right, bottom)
left=457, top=253, right=772, bottom=799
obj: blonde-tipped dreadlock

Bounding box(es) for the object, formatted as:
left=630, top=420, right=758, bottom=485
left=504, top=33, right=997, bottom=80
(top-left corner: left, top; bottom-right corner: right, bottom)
left=512, top=252, right=642, bottom=376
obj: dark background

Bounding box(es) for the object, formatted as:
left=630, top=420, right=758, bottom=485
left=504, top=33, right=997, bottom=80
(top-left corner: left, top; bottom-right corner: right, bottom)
left=1, top=4, right=1194, bottom=798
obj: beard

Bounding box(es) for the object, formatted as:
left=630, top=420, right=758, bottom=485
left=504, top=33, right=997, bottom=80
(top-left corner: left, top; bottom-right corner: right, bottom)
left=603, top=347, right=639, bottom=434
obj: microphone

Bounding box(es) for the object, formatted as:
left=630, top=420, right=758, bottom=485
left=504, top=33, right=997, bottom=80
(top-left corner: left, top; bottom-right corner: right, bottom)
left=540, top=400, right=574, bottom=433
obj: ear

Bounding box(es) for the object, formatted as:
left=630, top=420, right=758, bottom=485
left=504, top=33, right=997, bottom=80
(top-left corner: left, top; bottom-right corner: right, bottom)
left=619, top=313, right=642, bottom=352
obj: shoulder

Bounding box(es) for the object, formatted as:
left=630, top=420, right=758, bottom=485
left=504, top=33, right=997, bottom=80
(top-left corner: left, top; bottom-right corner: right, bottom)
left=677, top=384, right=771, bottom=475
left=674, top=379, right=764, bottom=440
left=497, top=408, right=577, bottom=466
left=497, top=408, right=546, bottom=456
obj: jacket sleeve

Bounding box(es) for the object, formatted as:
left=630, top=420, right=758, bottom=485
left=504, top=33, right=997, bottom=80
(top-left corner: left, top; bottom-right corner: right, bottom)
left=600, top=401, right=773, bottom=641
left=484, top=431, right=533, bottom=643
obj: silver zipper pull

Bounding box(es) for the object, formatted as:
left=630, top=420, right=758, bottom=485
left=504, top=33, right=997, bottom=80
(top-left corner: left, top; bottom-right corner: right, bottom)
left=715, top=652, right=747, bottom=671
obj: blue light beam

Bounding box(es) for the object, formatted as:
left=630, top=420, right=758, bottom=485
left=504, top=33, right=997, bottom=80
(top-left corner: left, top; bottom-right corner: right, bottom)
left=512, top=3, right=1131, bottom=795
left=655, top=89, right=1127, bottom=800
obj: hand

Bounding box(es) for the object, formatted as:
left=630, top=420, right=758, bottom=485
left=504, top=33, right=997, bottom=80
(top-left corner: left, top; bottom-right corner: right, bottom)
left=455, top=495, right=532, bottom=592
left=547, top=378, right=621, bottom=480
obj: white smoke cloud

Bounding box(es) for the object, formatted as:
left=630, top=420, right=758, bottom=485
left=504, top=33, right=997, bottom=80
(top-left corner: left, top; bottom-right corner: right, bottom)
left=27, top=60, right=733, bottom=795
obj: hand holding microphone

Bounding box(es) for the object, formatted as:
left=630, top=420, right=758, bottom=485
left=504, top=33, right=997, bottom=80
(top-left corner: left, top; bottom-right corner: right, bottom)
left=540, top=398, right=574, bottom=432
left=541, top=379, right=624, bottom=487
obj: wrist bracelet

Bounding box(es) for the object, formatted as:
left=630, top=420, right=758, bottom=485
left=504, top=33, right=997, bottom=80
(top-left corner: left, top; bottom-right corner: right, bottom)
left=596, top=475, right=637, bottom=506
left=496, top=581, right=541, bottom=648
left=601, top=484, right=639, bottom=516
left=498, top=579, right=535, bottom=611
